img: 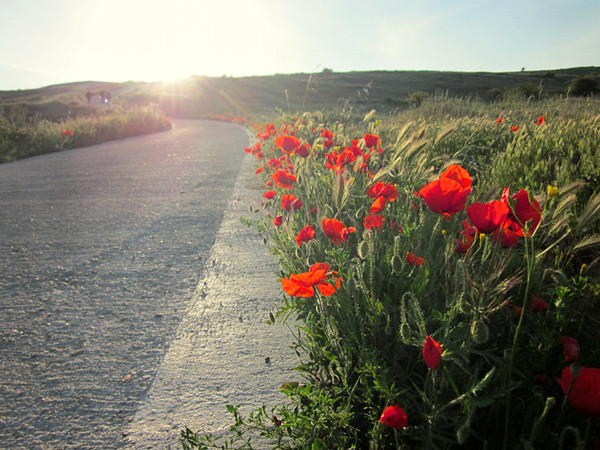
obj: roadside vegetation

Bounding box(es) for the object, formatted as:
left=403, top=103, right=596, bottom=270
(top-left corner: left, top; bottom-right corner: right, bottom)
left=181, top=92, right=600, bottom=449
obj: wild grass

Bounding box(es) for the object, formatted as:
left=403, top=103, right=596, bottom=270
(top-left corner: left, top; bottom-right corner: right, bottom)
left=182, top=95, right=600, bottom=449
left=0, top=105, right=171, bottom=163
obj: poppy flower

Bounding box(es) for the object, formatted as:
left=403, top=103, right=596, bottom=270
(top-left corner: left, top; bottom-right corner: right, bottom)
left=537, top=115, right=545, bottom=125
left=322, top=218, right=356, bottom=245
left=455, top=220, right=477, bottom=254
left=267, top=158, right=282, bottom=170
left=511, top=126, right=519, bottom=133
left=492, top=225, right=520, bottom=248
left=559, top=336, right=580, bottom=363
left=263, top=191, right=276, bottom=200
left=295, top=225, right=315, bottom=246
left=466, top=201, right=510, bottom=234
left=557, top=366, right=600, bottom=416
left=529, top=294, right=549, bottom=312
left=423, top=335, right=442, bottom=369
left=418, top=165, right=472, bottom=218
left=406, top=252, right=425, bottom=266
left=380, top=405, right=407, bottom=429
left=273, top=215, right=284, bottom=226
left=496, top=117, right=503, bottom=124
left=255, top=167, right=264, bottom=175
left=271, top=415, right=282, bottom=427
left=280, top=263, right=340, bottom=298
left=275, top=135, right=301, bottom=152
left=364, top=133, right=380, bottom=148
left=272, top=170, right=297, bottom=189
left=503, top=188, right=542, bottom=236
left=321, top=129, right=333, bottom=139
left=295, top=143, right=310, bottom=158
left=281, top=194, right=302, bottom=212
left=367, top=182, right=398, bottom=213
left=363, top=215, right=384, bottom=230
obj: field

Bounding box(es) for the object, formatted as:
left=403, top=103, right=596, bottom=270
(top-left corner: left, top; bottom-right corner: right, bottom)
left=3, top=68, right=600, bottom=448
left=180, top=76, right=600, bottom=448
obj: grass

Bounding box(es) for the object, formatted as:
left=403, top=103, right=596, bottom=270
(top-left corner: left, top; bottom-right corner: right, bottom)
left=181, top=94, right=600, bottom=449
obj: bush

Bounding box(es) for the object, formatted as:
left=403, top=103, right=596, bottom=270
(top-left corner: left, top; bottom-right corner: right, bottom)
left=568, top=75, right=599, bottom=97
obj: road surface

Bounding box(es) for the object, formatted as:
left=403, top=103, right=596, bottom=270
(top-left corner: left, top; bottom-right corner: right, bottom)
left=0, top=120, right=296, bottom=449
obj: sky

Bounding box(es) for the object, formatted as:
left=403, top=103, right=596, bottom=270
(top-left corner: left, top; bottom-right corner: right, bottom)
left=1, top=0, right=599, bottom=91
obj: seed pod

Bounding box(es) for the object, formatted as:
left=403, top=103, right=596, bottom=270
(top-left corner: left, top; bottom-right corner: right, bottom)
left=391, top=255, right=402, bottom=273
left=357, top=240, right=369, bottom=259
left=471, top=320, right=489, bottom=344
left=400, top=322, right=411, bottom=341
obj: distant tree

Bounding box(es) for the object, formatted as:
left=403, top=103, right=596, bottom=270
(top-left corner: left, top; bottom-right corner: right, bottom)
left=568, top=75, right=599, bottom=97
left=406, top=91, right=430, bottom=108
left=503, top=83, right=542, bottom=102
left=321, top=67, right=333, bottom=74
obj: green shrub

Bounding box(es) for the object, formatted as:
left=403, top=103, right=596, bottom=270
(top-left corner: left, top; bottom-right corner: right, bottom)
left=568, top=75, right=599, bottom=97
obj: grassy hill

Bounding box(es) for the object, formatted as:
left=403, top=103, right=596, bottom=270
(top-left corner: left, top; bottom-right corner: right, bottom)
left=1, top=67, right=598, bottom=120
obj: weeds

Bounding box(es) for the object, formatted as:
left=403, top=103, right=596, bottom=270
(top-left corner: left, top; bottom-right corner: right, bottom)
left=183, top=98, right=600, bottom=449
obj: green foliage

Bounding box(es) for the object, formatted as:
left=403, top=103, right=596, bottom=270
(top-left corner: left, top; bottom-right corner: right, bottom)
left=568, top=75, right=599, bottom=97
left=503, top=83, right=543, bottom=102
left=0, top=106, right=171, bottom=163
left=407, top=91, right=430, bottom=108
left=186, top=98, right=600, bottom=449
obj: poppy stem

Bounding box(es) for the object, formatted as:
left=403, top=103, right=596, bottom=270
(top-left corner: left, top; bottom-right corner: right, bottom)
left=503, top=234, right=536, bottom=450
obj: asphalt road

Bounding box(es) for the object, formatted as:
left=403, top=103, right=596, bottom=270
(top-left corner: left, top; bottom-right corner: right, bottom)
left=0, top=119, right=264, bottom=448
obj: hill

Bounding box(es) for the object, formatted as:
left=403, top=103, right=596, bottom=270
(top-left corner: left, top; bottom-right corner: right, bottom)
left=1, top=67, right=599, bottom=120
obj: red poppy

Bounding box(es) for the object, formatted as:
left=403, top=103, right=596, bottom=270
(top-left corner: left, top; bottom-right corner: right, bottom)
left=325, top=148, right=355, bottom=173
left=529, top=294, right=549, bottom=312
left=295, top=225, right=315, bottom=246
left=502, top=188, right=542, bottom=236
left=263, top=191, right=276, bottom=200
left=273, top=215, right=284, bottom=226
left=496, top=117, right=503, bottom=124
left=322, top=218, right=356, bottom=245
left=255, top=167, right=264, bottom=175
left=363, top=215, right=384, bottom=230
left=423, top=335, right=442, bottom=369
left=559, top=336, right=580, bottom=363
left=557, top=366, right=600, bottom=416
left=511, top=126, right=519, bottom=133
left=280, top=263, right=340, bottom=298
left=321, top=129, right=333, bottom=139
left=380, top=405, right=408, bottom=429
left=282, top=194, right=302, bottom=212
left=323, top=139, right=335, bottom=149
left=492, top=225, right=520, bottom=248
left=455, top=220, right=477, bottom=254
left=267, top=158, right=282, bottom=170
left=364, top=133, right=380, bottom=148
left=272, top=170, right=297, bottom=189
left=275, top=135, right=301, bottom=152
left=295, top=143, right=310, bottom=158
left=367, top=182, right=398, bottom=213
left=418, top=165, right=472, bottom=218
left=537, top=115, right=545, bottom=126
left=406, top=252, right=425, bottom=266
left=466, top=201, right=509, bottom=234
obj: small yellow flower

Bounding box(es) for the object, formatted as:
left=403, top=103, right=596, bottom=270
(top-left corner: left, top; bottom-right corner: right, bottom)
left=441, top=229, right=447, bottom=237
left=547, top=185, right=559, bottom=197
left=479, top=233, right=486, bottom=241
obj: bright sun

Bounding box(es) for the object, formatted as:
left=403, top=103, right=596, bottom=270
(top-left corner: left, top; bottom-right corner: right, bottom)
left=72, top=0, right=282, bottom=82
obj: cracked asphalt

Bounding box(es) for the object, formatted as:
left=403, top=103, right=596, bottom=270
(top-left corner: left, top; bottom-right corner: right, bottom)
left=0, top=119, right=296, bottom=449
